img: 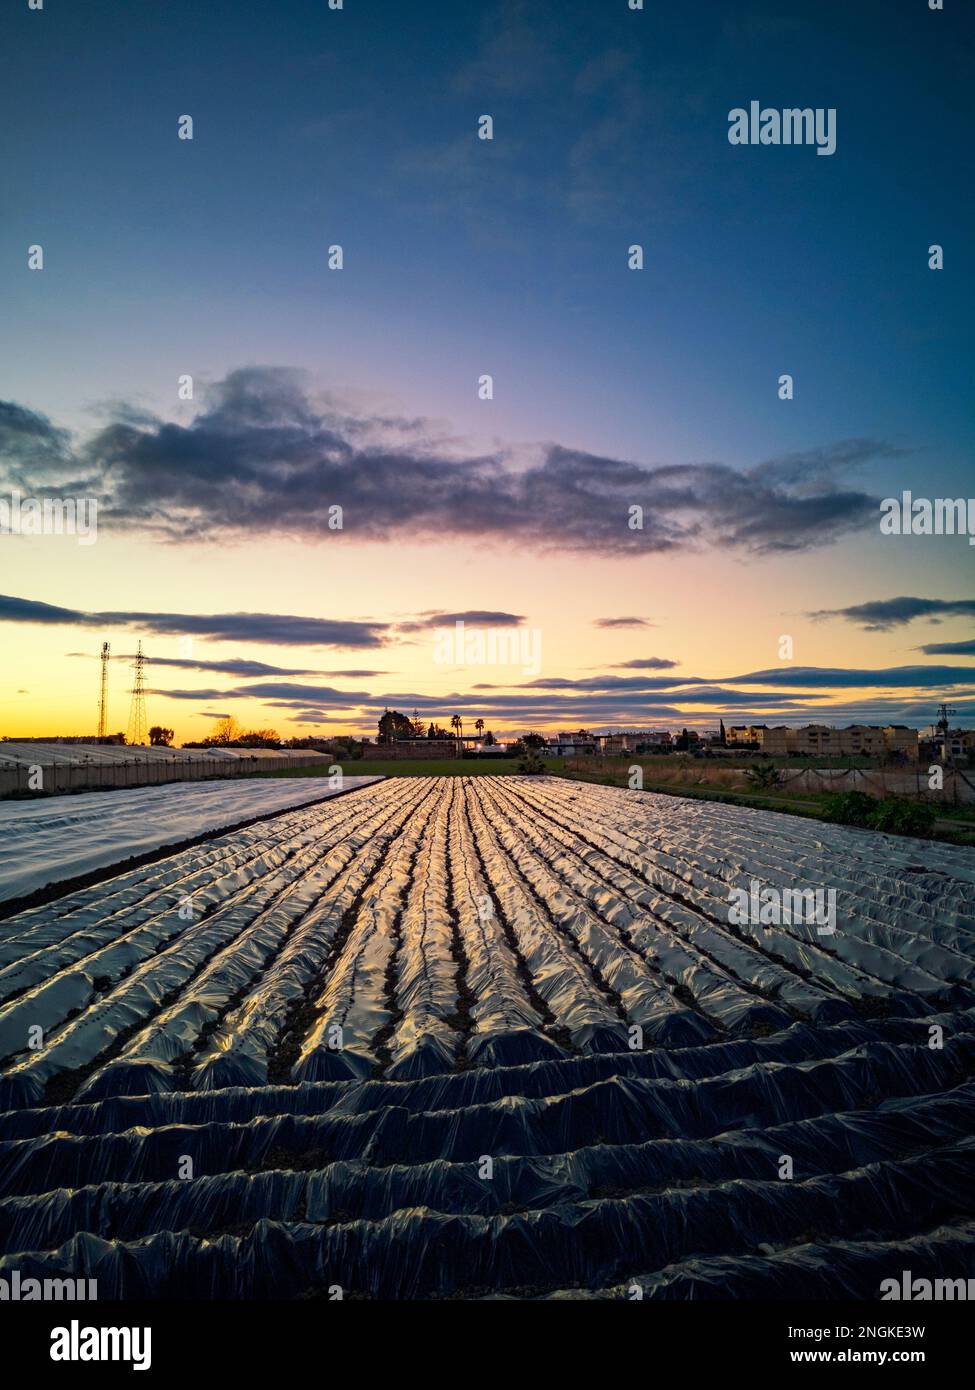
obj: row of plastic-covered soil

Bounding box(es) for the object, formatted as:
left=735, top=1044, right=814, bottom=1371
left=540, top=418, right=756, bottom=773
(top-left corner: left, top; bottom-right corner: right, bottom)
left=1, top=774, right=974, bottom=1299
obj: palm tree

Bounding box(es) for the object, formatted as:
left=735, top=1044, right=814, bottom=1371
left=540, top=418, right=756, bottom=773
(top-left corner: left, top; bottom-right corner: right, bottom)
left=450, top=714, right=463, bottom=748
left=475, top=718, right=484, bottom=740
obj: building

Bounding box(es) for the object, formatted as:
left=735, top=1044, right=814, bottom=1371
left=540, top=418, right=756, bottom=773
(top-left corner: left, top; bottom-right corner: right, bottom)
left=594, top=730, right=670, bottom=753
left=756, top=727, right=793, bottom=755
left=726, top=726, right=794, bottom=754
left=554, top=731, right=597, bottom=755
left=794, top=724, right=835, bottom=756
left=724, top=724, right=919, bottom=760
left=543, top=732, right=597, bottom=757
left=881, top=725, right=920, bottom=762
left=834, top=724, right=879, bottom=757
left=595, top=732, right=637, bottom=753
left=919, top=727, right=975, bottom=761
left=726, top=725, right=767, bottom=747
left=827, top=725, right=918, bottom=762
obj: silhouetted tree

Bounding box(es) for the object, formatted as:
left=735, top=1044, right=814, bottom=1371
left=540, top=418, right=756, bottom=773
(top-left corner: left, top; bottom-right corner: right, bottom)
left=209, top=716, right=242, bottom=746
left=236, top=728, right=280, bottom=747
left=378, top=709, right=413, bottom=743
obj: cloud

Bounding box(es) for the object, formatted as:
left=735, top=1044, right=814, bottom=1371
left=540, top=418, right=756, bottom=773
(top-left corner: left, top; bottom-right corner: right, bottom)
left=153, top=681, right=371, bottom=702
left=916, top=638, right=975, bottom=657
left=148, top=689, right=233, bottom=700
left=511, top=665, right=973, bottom=692
left=0, top=595, right=88, bottom=626
left=750, top=439, right=914, bottom=493
left=394, top=610, right=526, bottom=633
left=452, top=0, right=560, bottom=95
left=269, top=687, right=813, bottom=716
left=135, top=654, right=389, bottom=678
left=720, top=665, right=975, bottom=689
left=323, top=669, right=392, bottom=678
left=593, top=616, right=653, bottom=629
left=612, top=658, right=679, bottom=670
left=0, top=400, right=77, bottom=480
left=808, top=597, right=975, bottom=630
left=509, top=674, right=691, bottom=692
left=151, top=669, right=972, bottom=736
left=0, top=368, right=888, bottom=557
left=72, top=653, right=329, bottom=678
left=126, top=657, right=975, bottom=734
left=0, top=594, right=388, bottom=648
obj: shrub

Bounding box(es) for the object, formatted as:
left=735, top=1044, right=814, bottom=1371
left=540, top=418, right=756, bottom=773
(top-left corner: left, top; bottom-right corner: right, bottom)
left=822, top=790, right=937, bottom=838
left=745, top=763, right=782, bottom=790
left=867, top=797, right=937, bottom=837
left=516, top=752, right=546, bottom=775
left=821, top=791, right=876, bottom=826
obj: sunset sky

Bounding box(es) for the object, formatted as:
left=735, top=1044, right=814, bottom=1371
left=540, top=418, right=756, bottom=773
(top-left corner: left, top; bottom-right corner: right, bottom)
left=1, top=0, right=972, bottom=742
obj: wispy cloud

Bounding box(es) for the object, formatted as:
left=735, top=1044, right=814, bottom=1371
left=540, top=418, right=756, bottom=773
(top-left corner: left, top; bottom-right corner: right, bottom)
left=145, top=664, right=971, bottom=734
left=0, top=594, right=388, bottom=648
left=916, top=638, right=975, bottom=657
left=611, top=659, right=679, bottom=670
left=394, top=610, right=526, bottom=634
left=69, top=652, right=343, bottom=678
left=151, top=682, right=371, bottom=703
left=593, top=616, right=654, bottom=629
left=808, top=597, right=975, bottom=630
left=718, top=665, right=975, bottom=689
left=513, top=665, right=975, bottom=692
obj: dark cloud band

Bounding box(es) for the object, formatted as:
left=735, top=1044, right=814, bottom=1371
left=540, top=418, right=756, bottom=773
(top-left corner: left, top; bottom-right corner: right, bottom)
left=0, top=368, right=888, bottom=556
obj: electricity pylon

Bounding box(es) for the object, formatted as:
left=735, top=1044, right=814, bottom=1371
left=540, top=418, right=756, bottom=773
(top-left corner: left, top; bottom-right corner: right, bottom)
left=937, top=701, right=957, bottom=764
left=97, top=642, right=110, bottom=739
left=127, top=641, right=149, bottom=745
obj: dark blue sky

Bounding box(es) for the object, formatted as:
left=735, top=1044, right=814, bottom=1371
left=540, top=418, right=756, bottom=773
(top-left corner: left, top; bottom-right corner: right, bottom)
left=4, top=0, right=972, bottom=476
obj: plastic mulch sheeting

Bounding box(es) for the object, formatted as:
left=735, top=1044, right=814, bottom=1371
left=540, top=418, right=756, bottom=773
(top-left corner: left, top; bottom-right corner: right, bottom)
left=2, top=776, right=975, bottom=1298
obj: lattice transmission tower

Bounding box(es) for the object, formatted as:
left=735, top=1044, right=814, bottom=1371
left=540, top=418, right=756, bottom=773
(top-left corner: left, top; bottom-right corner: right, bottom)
left=97, top=641, right=110, bottom=739
left=937, top=700, right=957, bottom=764
left=127, top=641, right=149, bottom=745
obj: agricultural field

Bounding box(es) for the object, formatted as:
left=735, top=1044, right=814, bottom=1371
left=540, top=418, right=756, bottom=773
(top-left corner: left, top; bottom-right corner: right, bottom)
left=0, top=776, right=381, bottom=905
left=1, top=775, right=974, bottom=1299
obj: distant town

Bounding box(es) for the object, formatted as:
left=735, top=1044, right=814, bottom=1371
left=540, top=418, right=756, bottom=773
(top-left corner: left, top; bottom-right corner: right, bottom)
left=353, top=714, right=974, bottom=766
left=3, top=713, right=972, bottom=766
